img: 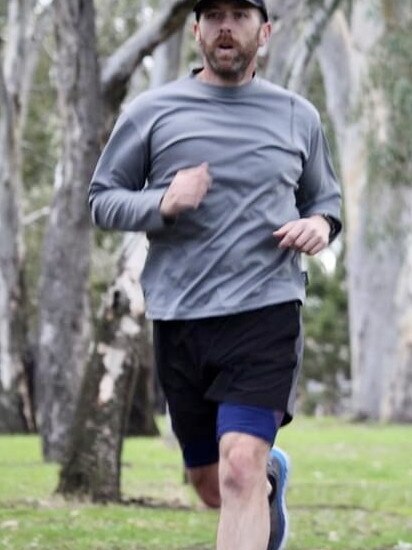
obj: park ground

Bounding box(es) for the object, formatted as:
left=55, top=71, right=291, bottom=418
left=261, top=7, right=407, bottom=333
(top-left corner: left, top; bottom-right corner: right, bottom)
left=0, top=416, right=411, bottom=550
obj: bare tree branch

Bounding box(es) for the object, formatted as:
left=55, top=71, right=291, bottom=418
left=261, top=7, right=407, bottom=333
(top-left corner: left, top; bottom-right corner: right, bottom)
left=285, top=0, right=344, bottom=92
left=23, top=206, right=50, bottom=226
left=101, top=0, right=196, bottom=112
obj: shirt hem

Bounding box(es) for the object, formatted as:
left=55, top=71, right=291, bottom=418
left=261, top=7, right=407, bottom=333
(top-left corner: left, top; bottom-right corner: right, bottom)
left=145, top=292, right=305, bottom=321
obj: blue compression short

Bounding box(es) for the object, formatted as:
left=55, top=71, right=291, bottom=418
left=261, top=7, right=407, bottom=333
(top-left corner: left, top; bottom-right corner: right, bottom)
left=182, top=403, right=284, bottom=468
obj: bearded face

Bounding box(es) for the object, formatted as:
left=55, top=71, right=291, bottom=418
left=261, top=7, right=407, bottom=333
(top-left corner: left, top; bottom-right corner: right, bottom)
left=198, top=26, right=261, bottom=81
left=195, top=4, right=267, bottom=83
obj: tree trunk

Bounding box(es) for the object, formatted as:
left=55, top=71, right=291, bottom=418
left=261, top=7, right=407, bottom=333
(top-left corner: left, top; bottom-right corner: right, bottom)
left=57, top=234, right=149, bottom=501
left=0, top=0, right=41, bottom=433
left=36, top=0, right=101, bottom=461
left=318, top=2, right=412, bottom=421
left=57, top=3, right=190, bottom=499
left=382, top=217, right=412, bottom=422
left=0, top=63, right=28, bottom=432
left=317, top=6, right=383, bottom=419
left=37, top=0, right=197, bottom=462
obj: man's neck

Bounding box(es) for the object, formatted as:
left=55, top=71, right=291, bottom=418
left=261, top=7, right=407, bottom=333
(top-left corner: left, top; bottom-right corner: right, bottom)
left=196, top=66, right=255, bottom=87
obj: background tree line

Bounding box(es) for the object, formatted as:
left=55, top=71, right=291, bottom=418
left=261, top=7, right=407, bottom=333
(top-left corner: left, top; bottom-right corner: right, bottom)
left=1, top=0, right=411, bottom=501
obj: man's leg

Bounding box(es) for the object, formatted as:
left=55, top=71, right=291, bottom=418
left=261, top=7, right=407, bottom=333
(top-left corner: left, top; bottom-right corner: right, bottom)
left=216, top=432, right=270, bottom=550
left=185, top=439, right=289, bottom=550
left=187, top=462, right=221, bottom=509
left=185, top=453, right=271, bottom=514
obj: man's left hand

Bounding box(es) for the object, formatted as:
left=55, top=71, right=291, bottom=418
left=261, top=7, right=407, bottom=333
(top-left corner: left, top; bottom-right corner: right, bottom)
left=273, top=215, right=331, bottom=256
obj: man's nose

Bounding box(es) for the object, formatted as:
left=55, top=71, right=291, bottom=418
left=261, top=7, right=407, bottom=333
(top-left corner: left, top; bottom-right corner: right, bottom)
left=218, top=13, right=235, bottom=30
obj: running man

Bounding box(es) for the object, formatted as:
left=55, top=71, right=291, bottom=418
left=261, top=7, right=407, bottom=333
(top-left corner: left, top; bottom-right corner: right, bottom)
left=88, top=0, right=342, bottom=548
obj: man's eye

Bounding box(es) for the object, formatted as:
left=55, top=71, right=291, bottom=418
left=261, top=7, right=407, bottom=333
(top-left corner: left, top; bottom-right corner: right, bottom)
left=234, top=11, right=248, bottom=19
left=205, top=11, right=222, bottom=20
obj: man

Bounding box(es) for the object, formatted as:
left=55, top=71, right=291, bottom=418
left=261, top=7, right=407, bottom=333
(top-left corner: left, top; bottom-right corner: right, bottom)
left=88, top=0, right=342, bottom=548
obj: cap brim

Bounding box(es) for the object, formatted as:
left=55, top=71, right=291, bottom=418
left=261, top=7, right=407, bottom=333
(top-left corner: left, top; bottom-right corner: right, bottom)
left=194, top=0, right=268, bottom=22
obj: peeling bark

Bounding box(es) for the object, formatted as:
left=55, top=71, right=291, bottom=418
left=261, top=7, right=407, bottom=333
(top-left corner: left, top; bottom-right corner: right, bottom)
left=41, top=0, right=191, bottom=462
left=57, top=234, right=152, bottom=501
left=36, top=0, right=101, bottom=461
left=0, top=0, right=43, bottom=433
left=0, top=60, right=27, bottom=432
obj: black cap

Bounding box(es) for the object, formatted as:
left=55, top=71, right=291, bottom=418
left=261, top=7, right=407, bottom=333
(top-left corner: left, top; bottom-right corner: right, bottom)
left=193, top=0, right=269, bottom=23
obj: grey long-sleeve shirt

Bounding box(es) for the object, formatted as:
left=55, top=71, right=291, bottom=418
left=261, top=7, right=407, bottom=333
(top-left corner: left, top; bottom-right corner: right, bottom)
left=89, top=73, right=342, bottom=320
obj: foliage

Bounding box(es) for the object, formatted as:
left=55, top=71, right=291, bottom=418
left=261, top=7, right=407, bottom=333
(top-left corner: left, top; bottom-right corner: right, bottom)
left=1, top=417, right=411, bottom=549
left=95, top=0, right=145, bottom=57
left=300, top=61, right=349, bottom=415
left=300, top=253, right=350, bottom=415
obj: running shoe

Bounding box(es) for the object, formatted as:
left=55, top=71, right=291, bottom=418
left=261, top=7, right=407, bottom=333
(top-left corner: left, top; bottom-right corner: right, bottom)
left=266, top=446, right=290, bottom=550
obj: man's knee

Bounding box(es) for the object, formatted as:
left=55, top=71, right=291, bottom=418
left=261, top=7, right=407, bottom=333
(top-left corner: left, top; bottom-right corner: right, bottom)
left=219, top=433, right=269, bottom=498
left=187, top=463, right=221, bottom=509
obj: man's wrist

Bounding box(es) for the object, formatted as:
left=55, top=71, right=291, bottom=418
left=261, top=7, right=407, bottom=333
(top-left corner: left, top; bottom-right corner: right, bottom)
left=161, top=213, right=177, bottom=225
left=159, top=194, right=177, bottom=225
left=318, top=214, right=339, bottom=242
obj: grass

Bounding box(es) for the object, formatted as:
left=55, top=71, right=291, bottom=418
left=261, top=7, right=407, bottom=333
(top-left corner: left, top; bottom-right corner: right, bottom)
left=0, top=416, right=411, bottom=549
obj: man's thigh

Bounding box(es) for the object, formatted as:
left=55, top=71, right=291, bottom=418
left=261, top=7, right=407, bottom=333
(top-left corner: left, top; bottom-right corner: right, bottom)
left=205, top=302, right=302, bottom=424
left=153, top=302, right=301, bottom=465
left=153, top=319, right=219, bottom=468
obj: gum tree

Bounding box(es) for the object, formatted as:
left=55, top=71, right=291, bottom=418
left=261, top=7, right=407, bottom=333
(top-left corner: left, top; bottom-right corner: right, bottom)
left=0, top=0, right=49, bottom=433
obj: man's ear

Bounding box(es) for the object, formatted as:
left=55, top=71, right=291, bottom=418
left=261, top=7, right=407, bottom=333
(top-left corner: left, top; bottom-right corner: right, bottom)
left=258, top=21, right=272, bottom=48
left=193, top=22, right=201, bottom=43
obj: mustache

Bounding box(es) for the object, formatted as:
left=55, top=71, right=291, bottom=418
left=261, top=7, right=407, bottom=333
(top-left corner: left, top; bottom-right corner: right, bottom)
left=213, top=32, right=239, bottom=48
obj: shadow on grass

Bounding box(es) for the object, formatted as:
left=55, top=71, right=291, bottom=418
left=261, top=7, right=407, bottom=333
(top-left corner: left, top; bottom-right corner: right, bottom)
left=121, top=496, right=194, bottom=511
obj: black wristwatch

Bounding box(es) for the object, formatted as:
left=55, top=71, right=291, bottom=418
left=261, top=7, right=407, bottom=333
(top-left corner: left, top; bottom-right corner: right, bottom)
left=320, top=214, right=339, bottom=243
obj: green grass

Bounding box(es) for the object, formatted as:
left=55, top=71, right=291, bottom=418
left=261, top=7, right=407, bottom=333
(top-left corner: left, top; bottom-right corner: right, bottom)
left=0, top=417, right=411, bottom=549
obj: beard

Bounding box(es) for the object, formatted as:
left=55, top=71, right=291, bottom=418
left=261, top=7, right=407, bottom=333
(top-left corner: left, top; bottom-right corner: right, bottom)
left=199, top=32, right=259, bottom=82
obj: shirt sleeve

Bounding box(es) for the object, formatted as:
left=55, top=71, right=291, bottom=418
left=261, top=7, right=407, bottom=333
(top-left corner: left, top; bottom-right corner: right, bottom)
left=295, top=113, right=342, bottom=240
left=88, top=114, right=167, bottom=233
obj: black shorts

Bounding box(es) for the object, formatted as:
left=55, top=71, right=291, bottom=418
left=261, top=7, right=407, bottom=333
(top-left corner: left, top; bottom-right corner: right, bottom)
left=153, top=302, right=303, bottom=465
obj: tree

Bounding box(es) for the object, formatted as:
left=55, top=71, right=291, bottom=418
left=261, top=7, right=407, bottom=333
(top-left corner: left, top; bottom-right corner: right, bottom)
left=266, top=0, right=412, bottom=422
left=35, top=0, right=102, bottom=462
left=57, top=234, right=153, bottom=500
left=0, top=0, right=47, bottom=433
left=36, top=0, right=197, bottom=463
left=265, top=0, right=344, bottom=91
left=367, top=6, right=412, bottom=421
left=317, top=1, right=412, bottom=421
left=56, top=1, right=194, bottom=499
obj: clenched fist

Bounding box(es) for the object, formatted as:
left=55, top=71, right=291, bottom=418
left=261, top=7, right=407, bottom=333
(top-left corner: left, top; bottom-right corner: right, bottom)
left=160, top=162, right=212, bottom=218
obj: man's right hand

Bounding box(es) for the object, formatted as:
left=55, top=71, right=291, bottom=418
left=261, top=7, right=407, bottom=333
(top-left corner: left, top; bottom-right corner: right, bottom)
left=160, top=162, right=212, bottom=218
